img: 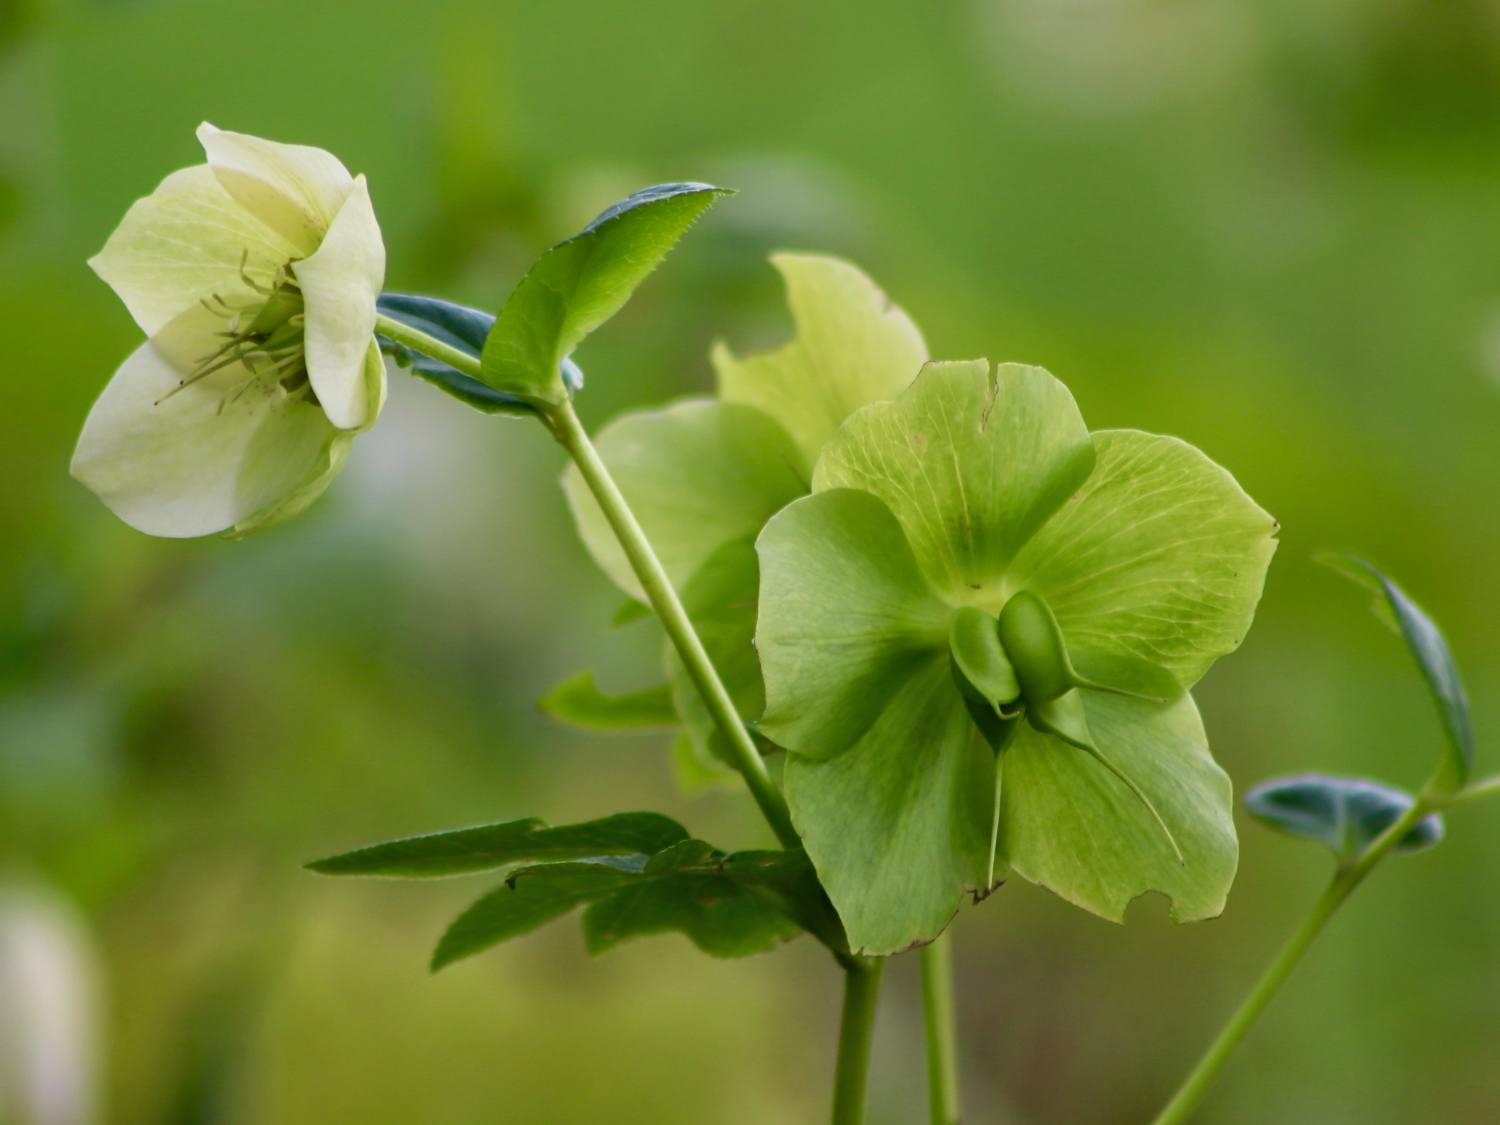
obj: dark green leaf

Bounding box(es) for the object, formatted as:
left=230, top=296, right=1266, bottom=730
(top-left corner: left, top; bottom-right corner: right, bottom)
left=306, top=812, right=688, bottom=877
left=435, top=845, right=819, bottom=967
left=1245, top=774, right=1443, bottom=860
left=537, top=671, right=677, bottom=731
left=714, top=849, right=849, bottom=953
left=479, top=183, right=730, bottom=402
left=375, top=292, right=536, bottom=417
left=1322, top=555, right=1473, bottom=790
left=434, top=858, right=645, bottom=969
left=581, top=869, right=800, bottom=959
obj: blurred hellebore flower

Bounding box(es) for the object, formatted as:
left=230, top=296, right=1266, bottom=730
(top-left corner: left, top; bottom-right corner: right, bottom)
left=73, top=124, right=386, bottom=537
left=755, top=361, right=1278, bottom=954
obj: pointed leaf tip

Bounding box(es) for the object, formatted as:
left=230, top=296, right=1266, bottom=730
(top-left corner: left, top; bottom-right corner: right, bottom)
left=1320, top=555, right=1473, bottom=791
left=479, top=183, right=730, bottom=403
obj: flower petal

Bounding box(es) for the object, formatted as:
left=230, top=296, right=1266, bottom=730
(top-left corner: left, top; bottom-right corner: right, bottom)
left=197, top=123, right=353, bottom=256
left=1006, top=430, right=1278, bottom=693
left=784, top=659, right=992, bottom=955
left=291, top=178, right=385, bottom=431
left=88, top=165, right=300, bottom=336
left=999, top=693, right=1238, bottom=923
left=813, top=360, right=1096, bottom=606
left=561, top=399, right=806, bottom=601
left=713, top=254, right=928, bottom=474
left=71, top=323, right=342, bottom=538
left=757, top=488, right=987, bottom=953
left=756, top=488, right=952, bottom=759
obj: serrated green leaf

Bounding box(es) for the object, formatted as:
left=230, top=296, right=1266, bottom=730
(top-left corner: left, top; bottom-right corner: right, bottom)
left=538, top=671, right=676, bottom=731
left=434, top=843, right=822, bottom=967
left=480, top=183, right=730, bottom=402
left=1246, top=774, right=1444, bottom=860
left=376, top=292, right=536, bottom=417
left=561, top=398, right=805, bottom=602
left=581, top=867, right=800, bottom=959
left=434, top=858, right=646, bottom=969
left=306, top=812, right=688, bottom=877
left=1321, top=556, right=1474, bottom=791
left=713, top=253, right=928, bottom=474
left=714, top=850, right=849, bottom=954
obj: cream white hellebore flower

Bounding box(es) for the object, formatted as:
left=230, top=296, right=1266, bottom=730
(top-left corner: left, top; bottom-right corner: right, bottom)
left=73, top=124, right=386, bottom=538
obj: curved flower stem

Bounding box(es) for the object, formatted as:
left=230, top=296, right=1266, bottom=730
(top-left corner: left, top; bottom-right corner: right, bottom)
left=832, top=958, right=884, bottom=1125
left=1150, top=795, right=1434, bottom=1125
left=547, top=397, right=799, bottom=848
left=382, top=320, right=883, bottom=1116
left=372, top=316, right=798, bottom=846
left=920, top=933, right=962, bottom=1124
left=374, top=314, right=489, bottom=379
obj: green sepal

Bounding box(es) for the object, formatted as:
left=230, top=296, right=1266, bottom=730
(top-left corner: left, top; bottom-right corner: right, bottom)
left=1027, top=691, right=1184, bottom=864
left=480, top=182, right=730, bottom=403
left=538, top=671, right=677, bottom=731
left=1321, top=556, right=1474, bottom=793
left=1245, top=774, right=1444, bottom=861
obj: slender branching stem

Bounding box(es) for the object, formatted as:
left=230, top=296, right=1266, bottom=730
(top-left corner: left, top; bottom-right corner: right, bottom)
left=920, top=932, right=962, bottom=1124
left=1150, top=794, right=1434, bottom=1125
left=832, top=958, right=884, bottom=1125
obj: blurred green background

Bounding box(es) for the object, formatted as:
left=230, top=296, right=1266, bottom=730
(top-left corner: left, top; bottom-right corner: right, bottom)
left=2, top=0, right=1498, bottom=1122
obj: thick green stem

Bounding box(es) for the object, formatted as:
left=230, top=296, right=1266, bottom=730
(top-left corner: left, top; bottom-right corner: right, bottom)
left=1150, top=796, right=1434, bottom=1125
left=920, top=933, right=962, bottom=1124
left=832, top=959, right=884, bottom=1125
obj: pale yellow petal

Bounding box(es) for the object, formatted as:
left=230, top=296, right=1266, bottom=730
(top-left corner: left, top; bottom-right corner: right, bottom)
left=88, top=165, right=299, bottom=336
left=290, top=177, right=385, bottom=431
left=196, top=122, right=354, bottom=256
left=71, top=323, right=340, bottom=538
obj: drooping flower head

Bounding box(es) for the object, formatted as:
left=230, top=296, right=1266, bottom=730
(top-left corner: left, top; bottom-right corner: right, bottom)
left=756, top=360, right=1277, bottom=953
left=73, top=124, right=386, bottom=538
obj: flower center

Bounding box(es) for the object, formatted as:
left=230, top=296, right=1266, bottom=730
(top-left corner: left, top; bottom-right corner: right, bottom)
left=158, top=254, right=319, bottom=412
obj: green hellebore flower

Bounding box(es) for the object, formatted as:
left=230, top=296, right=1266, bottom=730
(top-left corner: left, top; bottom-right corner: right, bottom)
left=755, top=360, right=1277, bottom=954
left=73, top=123, right=386, bottom=538
left=560, top=253, right=929, bottom=771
